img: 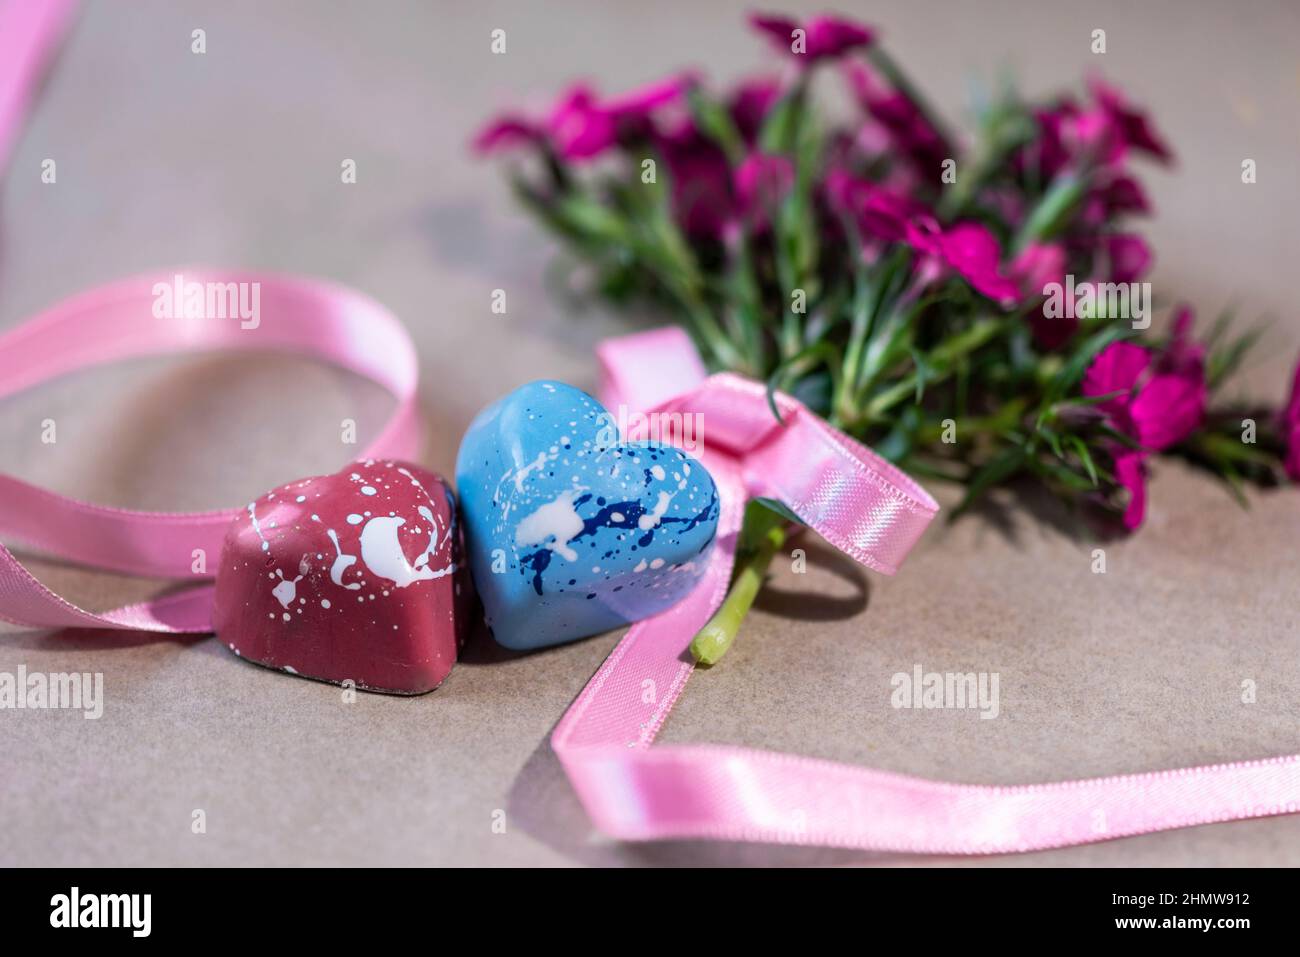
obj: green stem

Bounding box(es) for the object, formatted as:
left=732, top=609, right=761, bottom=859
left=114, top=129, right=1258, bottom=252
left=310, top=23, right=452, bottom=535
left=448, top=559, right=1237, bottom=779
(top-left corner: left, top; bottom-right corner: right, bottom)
left=683, top=297, right=745, bottom=369
left=689, top=503, right=788, bottom=666
left=1011, top=173, right=1087, bottom=254
left=837, top=250, right=912, bottom=427
left=837, top=272, right=875, bottom=423
left=914, top=395, right=1028, bottom=444
left=728, top=231, right=767, bottom=376
left=862, top=316, right=1007, bottom=420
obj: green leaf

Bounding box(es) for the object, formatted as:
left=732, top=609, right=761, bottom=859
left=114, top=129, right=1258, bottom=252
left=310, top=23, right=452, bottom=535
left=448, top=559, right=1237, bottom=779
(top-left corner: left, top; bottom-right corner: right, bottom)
left=1062, top=388, right=1127, bottom=408
left=1066, top=435, right=1100, bottom=487
left=687, top=87, right=744, bottom=163
left=751, top=496, right=806, bottom=526
left=1013, top=173, right=1087, bottom=252
left=766, top=341, right=843, bottom=423
left=554, top=194, right=631, bottom=243
left=857, top=308, right=914, bottom=396
left=1190, top=432, right=1280, bottom=467
left=910, top=347, right=933, bottom=404
left=1033, top=456, right=1096, bottom=492
left=1038, top=423, right=1065, bottom=459
left=758, top=80, right=806, bottom=154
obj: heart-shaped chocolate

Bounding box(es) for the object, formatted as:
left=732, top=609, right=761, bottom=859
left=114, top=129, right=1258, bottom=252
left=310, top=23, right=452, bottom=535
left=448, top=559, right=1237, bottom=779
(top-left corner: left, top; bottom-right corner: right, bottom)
left=213, top=460, right=472, bottom=694
left=455, top=380, right=719, bottom=651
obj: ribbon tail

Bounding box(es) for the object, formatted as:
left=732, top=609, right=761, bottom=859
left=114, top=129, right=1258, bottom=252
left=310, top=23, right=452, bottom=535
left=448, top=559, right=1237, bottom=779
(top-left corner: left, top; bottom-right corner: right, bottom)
left=550, top=459, right=1300, bottom=853
left=0, top=543, right=213, bottom=632
left=550, top=736, right=1300, bottom=853
left=554, top=340, right=1300, bottom=853
left=552, top=459, right=744, bottom=812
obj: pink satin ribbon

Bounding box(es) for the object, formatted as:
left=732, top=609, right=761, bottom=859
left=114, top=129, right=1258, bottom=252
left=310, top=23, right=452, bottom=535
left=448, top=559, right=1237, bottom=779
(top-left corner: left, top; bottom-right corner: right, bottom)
left=5, top=0, right=1299, bottom=855
left=0, top=274, right=422, bottom=632
left=551, top=327, right=1300, bottom=852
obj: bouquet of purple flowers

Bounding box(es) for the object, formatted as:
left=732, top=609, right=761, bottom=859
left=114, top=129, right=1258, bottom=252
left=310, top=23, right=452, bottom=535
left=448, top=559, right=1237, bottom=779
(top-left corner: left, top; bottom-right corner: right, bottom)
left=475, top=10, right=1297, bottom=653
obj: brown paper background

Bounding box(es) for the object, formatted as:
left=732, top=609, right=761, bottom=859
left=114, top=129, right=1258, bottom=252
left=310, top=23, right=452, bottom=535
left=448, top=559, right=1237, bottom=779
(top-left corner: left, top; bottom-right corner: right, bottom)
left=2, top=0, right=1298, bottom=866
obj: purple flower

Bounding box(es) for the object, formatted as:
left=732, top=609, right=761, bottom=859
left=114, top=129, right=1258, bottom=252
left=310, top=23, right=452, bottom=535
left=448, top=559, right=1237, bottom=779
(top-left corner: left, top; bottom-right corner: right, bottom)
left=550, top=77, right=692, bottom=160
left=1014, top=241, right=1067, bottom=296
left=1018, top=97, right=1125, bottom=179
left=824, top=170, right=928, bottom=242
left=905, top=219, right=1021, bottom=306
left=1081, top=314, right=1207, bottom=529
left=1112, top=451, right=1148, bottom=530
left=547, top=85, right=619, bottom=159
left=1100, top=173, right=1151, bottom=214
left=658, top=121, right=735, bottom=237
left=1068, top=107, right=1123, bottom=162
left=472, top=116, right=545, bottom=155
left=844, top=61, right=951, bottom=180
left=1033, top=99, right=1127, bottom=172
left=733, top=152, right=794, bottom=221
left=1089, top=77, right=1174, bottom=165
left=1105, top=233, right=1152, bottom=283
left=1084, top=336, right=1205, bottom=452
left=1085, top=341, right=1152, bottom=419
left=1085, top=171, right=1151, bottom=223
left=1020, top=100, right=1078, bottom=181
left=1126, top=364, right=1205, bottom=451
left=1083, top=326, right=1207, bottom=530
left=728, top=75, right=783, bottom=144
left=1018, top=80, right=1172, bottom=182
left=473, top=76, right=691, bottom=161
left=749, top=12, right=875, bottom=62
left=603, top=75, right=694, bottom=119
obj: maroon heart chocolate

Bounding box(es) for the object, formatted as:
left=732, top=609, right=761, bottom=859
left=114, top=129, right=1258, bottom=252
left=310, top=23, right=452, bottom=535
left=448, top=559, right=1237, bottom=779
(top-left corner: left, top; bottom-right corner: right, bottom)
left=213, top=459, right=472, bottom=694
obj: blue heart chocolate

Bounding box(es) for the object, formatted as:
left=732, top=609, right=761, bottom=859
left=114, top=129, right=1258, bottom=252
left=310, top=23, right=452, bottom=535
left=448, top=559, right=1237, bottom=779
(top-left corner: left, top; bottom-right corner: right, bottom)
left=455, top=380, right=719, bottom=650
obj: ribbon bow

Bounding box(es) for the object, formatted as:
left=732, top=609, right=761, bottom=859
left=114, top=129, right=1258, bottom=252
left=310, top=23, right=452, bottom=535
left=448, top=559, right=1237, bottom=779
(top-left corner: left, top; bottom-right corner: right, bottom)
left=605, top=345, right=938, bottom=577
left=551, top=328, right=1300, bottom=852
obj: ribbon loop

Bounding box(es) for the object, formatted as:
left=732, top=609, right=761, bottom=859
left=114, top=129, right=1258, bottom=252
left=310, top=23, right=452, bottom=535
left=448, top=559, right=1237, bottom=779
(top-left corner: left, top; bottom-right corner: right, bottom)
left=647, top=372, right=794, bottom=459
left=742, top=399, right=939, bottom=575
left=638, top=361, right=940, bottom=575
left=596, top=326, right=709, bottom=416
left=0, top=271, right=423, bottom=631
